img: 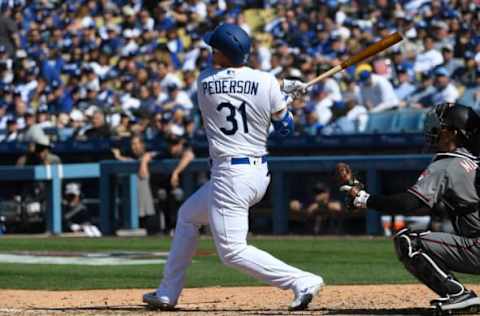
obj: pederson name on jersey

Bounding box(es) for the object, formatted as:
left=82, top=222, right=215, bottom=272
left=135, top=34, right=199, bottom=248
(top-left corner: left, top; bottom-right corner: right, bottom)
left=202, top=80, right=259, bottom=96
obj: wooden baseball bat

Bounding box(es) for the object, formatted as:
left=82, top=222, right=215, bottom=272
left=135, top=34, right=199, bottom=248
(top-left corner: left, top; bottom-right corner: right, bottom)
left=305, top=32, right=404, bottom=88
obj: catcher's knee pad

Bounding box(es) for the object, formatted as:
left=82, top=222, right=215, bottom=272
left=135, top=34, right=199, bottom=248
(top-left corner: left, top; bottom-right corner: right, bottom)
left=393, top=229, right=464, bottom=297
left=393, top=228, right=432, bottom=261
left=393, top=228, right=419, bottom=261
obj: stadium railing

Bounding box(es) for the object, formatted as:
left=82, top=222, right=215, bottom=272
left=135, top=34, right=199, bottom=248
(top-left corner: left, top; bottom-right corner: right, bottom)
left=0, top=163, right=99, bottom=234
left=0, top=155, right=432, bottom=235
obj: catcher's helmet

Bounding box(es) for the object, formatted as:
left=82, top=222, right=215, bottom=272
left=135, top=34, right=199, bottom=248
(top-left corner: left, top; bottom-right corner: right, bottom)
left=203, top=24, right=251, bottom=66
left=424, top=103, right=480, bottom=152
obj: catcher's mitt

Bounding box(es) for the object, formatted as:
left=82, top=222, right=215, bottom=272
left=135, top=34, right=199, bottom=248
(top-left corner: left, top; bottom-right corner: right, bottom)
left=336, top=163, right=364, bottom=187
left=335, top=162, right=365, bottom=210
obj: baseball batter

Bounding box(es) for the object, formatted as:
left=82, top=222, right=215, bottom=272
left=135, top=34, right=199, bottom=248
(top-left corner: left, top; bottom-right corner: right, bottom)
left=340, top=103, right=480, bottom=313
left=143, top=23, right=323, bottom=311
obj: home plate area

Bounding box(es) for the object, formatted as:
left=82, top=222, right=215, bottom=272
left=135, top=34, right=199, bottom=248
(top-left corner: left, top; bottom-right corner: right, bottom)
left=0, top=284, right=466, bottom=316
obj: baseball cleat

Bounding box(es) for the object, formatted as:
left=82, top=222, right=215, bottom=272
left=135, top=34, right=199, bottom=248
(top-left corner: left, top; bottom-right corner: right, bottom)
left=431, top=296, right=451, bottom=306
left=434, top=290, right=480, bottom=312
left=288, top=281, right=324, bottom=311
left=142, top=292, right=175, bottom=310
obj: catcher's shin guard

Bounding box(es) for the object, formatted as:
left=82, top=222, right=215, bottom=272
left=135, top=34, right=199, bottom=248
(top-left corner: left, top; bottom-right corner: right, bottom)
left=393, top=229, right=464, bottom=297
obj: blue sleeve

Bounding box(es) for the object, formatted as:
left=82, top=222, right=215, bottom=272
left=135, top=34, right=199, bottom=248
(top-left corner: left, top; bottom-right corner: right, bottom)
left=272, top=111, right=294, bottom=137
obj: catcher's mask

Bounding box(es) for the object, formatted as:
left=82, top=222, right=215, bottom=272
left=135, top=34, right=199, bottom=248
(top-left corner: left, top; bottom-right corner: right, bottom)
left=424, top=103, right=480, bottom=152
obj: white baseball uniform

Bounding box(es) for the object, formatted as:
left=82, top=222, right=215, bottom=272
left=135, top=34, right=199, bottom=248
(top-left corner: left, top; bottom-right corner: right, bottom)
left=155, top=66, right=323, bottom=305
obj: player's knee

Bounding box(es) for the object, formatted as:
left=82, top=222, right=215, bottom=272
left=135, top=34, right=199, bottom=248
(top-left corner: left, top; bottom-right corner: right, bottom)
left=176, top=204, right=197, bottom=227
left=217, top=243, right=248, bottom=267
left=220, top=251, right=241, bottom=267
left=393, top=228, right=429, bottom=263
left=219, top=252, right=235, bottom=267
left=393, top=228, right=415, bottom=262
left=174, top=207, right=201, bottom=238
left=176, top=204, right=187, bottom=222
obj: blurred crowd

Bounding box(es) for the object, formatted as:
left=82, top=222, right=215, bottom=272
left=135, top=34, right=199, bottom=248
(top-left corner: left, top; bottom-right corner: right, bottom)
left=260, top=0, right=480, bottom=135
left=0, top=0, right=479, bottom=143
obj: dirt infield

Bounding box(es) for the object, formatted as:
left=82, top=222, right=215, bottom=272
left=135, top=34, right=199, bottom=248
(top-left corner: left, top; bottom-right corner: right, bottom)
left=1, top=284, right=469, bottom=316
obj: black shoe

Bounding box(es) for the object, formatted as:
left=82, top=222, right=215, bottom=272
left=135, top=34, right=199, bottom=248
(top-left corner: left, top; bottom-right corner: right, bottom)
left=436, top=291, right=480, bottom=311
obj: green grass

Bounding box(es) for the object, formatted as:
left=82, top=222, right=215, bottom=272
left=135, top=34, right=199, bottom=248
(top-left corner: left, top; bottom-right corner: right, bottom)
left=1, top=237, right=480, bottom=290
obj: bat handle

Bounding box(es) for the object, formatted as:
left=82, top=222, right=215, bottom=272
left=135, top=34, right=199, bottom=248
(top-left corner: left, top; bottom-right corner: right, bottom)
left=305, top=65, right=342, bottom=89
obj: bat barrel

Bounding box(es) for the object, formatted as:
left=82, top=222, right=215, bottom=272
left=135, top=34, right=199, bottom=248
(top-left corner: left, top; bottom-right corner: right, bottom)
left=305, top=32, right=403, bottom=89
left=340, top=32, right=403, bottom=69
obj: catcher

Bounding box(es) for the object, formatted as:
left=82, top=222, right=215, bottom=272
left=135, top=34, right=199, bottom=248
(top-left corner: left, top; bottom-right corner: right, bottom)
left=338, top=103, right=480, bottom=313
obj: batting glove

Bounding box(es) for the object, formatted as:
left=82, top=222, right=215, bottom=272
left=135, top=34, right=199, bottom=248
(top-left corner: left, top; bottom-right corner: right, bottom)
left=340, top=185, right=370, bottom=209
left=282, top=79, right=307, bottom=97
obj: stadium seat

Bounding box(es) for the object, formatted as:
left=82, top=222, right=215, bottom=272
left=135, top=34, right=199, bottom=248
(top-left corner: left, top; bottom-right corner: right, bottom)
left=363, top=109, right=427, bottom=134
left=363, top=111, right=397, bottom=133
left=391, top=109, right=427, bottom=133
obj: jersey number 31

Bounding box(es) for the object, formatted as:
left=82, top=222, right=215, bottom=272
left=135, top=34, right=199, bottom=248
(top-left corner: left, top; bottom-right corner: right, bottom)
left=217, top=102, right=249, bottom=135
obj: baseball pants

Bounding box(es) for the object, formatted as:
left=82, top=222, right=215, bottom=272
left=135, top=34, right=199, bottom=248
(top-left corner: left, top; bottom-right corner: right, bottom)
left=156, top=157, right=322, bottom=304
left=419, top=232, right=480, bottom=274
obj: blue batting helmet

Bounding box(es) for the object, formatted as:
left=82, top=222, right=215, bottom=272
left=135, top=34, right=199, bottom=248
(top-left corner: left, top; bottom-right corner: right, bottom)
left=203, top=23, right=251, bottom=66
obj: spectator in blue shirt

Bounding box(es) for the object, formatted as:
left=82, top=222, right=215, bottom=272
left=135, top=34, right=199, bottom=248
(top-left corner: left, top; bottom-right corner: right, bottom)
left=138, top=85, right=158, bottom=113
left=431, top=66, right=459, bottom=104
left=407, top=71, right=436, bottom=108
left=0, top=100, right=9, bottom=129
left=395, top=66, right=416, bottom=101
left=453, top=51, right=477, bottom=87
left=166, top=28, right=184, bottom=69
left=458, top=69, right=480, bottom=113
left=101, top=25, right=123, bottom=55
left=308, top=26, right=330, bottom=57
left=41, top=49, right=63, bottom=85
left=441, top=45, right=463, bottom=77
left=2, top=118, right=18, bottom=142
left=302, top=106, right=324, bottom=136
left=155, top=6, right=176, bottom=34
left=48, top=80, right=74, bottom=114
left=322, top=34, right=346, bottom=61
left=291, top=19, right=315, bottom=53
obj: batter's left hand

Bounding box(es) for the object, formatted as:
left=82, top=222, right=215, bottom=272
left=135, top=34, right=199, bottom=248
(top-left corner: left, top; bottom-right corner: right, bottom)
left=282, top=79, right=307, bottom=97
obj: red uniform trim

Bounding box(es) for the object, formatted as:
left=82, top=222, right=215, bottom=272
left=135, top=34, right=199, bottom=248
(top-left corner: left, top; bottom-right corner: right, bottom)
left=408, top=187, right=430, bottom=205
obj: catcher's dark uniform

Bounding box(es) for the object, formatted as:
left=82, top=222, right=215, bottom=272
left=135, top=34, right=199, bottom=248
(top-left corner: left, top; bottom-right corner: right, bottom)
left=344, top=103, right=480, bottom=311
left=398, top=148, right=480, bottom=299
